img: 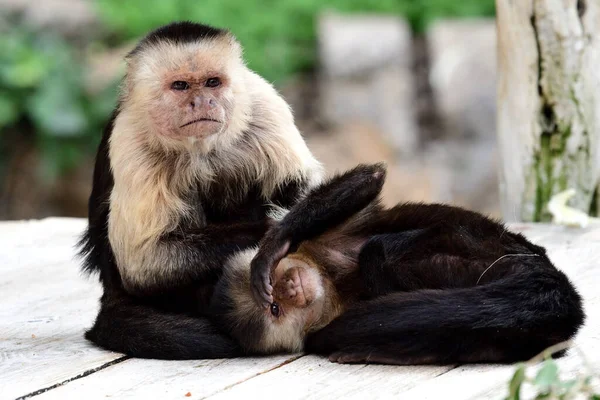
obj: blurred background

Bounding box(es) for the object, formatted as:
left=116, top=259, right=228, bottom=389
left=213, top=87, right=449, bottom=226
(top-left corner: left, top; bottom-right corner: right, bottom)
left=0, top=0, right=498, bottom=221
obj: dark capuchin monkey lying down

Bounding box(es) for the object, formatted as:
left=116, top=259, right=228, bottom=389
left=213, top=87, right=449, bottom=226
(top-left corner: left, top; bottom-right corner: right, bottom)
left=209, top=164, right=585, bottom=365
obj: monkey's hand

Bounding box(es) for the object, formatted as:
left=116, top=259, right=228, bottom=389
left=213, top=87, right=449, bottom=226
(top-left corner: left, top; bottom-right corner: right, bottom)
left=250, top=235, right=290, bottom=307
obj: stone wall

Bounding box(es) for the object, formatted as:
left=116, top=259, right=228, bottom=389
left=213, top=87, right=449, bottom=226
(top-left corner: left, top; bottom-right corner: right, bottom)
left=314, top=13, right=499, bottom=216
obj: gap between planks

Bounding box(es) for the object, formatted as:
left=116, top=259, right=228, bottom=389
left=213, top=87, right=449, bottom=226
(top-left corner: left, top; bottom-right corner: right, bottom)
left=15, top=356, right=130, bottom=400
left=201, top=358, right=460, bottom=400
left=198, top=354, right=306, bottom=399
left=17, top=354, right=302, bottom=399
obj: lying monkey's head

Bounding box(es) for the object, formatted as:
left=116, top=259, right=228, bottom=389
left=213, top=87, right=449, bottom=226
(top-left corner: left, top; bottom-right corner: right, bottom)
left=121, top=21, right=251, bottom=150
left=211, top=248, right=343, bottom=354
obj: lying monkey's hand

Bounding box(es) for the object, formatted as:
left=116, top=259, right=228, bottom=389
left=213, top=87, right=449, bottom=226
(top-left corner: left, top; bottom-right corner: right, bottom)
left=250, top=238, right=290, bottom=307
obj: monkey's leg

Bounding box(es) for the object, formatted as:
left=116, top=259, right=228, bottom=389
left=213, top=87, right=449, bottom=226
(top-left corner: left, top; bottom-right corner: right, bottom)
left=85, top=296, right=241, bottom=360
left=358, top=224, right=545, bottom=299
left=358, top=230, right=435, bottom=298
left=251, top=163, right=386, bottom=306
left=305, top=268, right=584, bottom=365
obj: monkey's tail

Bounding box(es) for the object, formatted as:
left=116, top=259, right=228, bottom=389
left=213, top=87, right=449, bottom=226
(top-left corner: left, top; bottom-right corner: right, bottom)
left=305, top=269, right=585, bottom=364
left=85, top=300, right=241, bottom=360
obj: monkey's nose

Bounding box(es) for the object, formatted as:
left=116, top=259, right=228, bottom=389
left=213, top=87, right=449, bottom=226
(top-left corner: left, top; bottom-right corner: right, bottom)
left=190, top=96, right=215, bottom=109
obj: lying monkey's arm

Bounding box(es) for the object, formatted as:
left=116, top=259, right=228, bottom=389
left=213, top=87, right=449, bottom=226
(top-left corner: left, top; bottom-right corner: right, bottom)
left=250, top=163, right=387, bottom=306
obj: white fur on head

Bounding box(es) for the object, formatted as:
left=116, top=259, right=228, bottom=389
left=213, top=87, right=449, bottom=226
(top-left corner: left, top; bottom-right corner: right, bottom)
left=123, top=35, right=250, bottom=154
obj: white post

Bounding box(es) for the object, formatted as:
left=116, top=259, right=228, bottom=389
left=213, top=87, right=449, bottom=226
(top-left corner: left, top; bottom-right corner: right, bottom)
left=496, top=0, right=600, bottom=221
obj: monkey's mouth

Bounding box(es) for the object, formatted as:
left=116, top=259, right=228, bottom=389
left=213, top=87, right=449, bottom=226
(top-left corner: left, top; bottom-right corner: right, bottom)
left=274, top=266, right=318, bottom=308
left=180, top=118, right=221, bottom=128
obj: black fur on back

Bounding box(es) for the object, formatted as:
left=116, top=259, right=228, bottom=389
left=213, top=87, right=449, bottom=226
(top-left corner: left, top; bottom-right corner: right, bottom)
left=77, top=109, right=117, bottom=278
left=128, top=21, right=228, bottom=57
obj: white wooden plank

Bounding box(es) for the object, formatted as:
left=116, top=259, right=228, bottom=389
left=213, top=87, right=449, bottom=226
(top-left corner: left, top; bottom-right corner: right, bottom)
left=398, top=364, right=514, bottom=400
left=34, top=355, right=302, bottom=400
left=0, top=217, right=86, bottom=254
left=1, top=219, right=599, bottom=400
left=395, top=337, right=599, bottom=400
left=204, top=355, right=454, bottom=400
left=0, top=218, right=123, bottom=400
left=468, top=349, right=600, bottom=400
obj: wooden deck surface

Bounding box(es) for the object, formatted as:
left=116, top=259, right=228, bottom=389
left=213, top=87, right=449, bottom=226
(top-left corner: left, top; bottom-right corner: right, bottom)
left=1, top=218, right=598, bottom=399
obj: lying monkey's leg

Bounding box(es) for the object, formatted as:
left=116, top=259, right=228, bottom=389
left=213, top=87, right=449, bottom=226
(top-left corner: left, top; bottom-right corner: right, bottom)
left=358, top=230, right=432, bottom=298
left=358, top=222, right=550, bottom=299
left=305, top=268, right=584, bottom=364
left=251, top=163, right=387, bottom=306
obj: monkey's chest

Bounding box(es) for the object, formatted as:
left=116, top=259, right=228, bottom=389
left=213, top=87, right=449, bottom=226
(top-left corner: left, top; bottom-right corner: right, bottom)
left=197, top=184, right=267, bottom=223
left=197, top=180, right=303, bottom=224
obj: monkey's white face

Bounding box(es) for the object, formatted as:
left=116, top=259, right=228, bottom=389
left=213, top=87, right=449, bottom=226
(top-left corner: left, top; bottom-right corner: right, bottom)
left=125, top=38, right=248, bottom=146
left=257, top=256, right=344, bottom=352
left=151, top=72, right=229, bottom=139
left=220, top=249, right=346, bottom=354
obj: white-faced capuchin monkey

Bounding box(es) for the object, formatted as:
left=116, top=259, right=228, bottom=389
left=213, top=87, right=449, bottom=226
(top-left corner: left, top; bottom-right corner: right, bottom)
left=210, top=164, right=585, bottom=365
left=78, top=21, right=324, bottom=359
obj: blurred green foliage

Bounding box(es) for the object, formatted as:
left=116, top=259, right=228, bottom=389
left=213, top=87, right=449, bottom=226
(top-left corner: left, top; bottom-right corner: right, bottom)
left=96, top=0, right=495, bottom=84
left=1, top=0, right=494, bottom=183
left=505, top=345, right=599, bottom=400
left=0, top=24, right=116, bottom=179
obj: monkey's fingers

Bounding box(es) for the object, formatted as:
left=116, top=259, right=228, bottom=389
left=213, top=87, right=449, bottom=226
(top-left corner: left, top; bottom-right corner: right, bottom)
left=250, top=240, right=291, bottom=306
left=250, top=274, right=273, bottom=307
left=250, top=256, right=274, bottom=307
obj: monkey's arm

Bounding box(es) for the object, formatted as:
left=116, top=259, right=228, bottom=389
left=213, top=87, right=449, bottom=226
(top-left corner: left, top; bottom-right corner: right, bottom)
left=125, top=219, right=271, bottom=294
left=250, top=163, right=386, bottom=306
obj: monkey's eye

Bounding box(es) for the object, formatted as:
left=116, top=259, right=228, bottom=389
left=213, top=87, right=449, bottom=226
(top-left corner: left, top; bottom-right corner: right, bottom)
left=171, top=81, right=190, bottom=91
left=205, top=77, right=221, bottom=88
left=270, top=302, right=281, bottom=318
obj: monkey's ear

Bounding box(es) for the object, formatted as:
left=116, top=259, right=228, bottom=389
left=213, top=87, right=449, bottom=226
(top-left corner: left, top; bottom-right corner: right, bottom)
left=225, top=34, right=244, bottom=61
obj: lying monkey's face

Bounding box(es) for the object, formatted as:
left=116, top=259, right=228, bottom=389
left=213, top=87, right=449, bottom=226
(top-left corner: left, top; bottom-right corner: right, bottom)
left=271, top=256, right=324, bottom=313
left=124, top=36, right=249, bottom=148
left=212, top=249, right=339, bottom=354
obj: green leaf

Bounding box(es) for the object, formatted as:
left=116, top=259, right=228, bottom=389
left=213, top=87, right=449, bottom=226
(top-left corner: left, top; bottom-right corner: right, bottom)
left=27, top=77, right=88, bottom=136
left=0, top=94, right=19, bottom=127
left=591, top=394, right=600, bottom=400
left=1, top=51, right=48, bottom=88
left=558, top=379, right=577, bottom=391
left=534, top=360, right=559, bottom=390
left=507, top=365, right=526, bottom=400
